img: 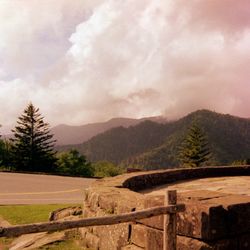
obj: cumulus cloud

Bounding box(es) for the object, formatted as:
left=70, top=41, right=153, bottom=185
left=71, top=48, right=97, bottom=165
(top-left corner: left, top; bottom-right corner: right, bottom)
left=0, top=0, right=250, bottom=133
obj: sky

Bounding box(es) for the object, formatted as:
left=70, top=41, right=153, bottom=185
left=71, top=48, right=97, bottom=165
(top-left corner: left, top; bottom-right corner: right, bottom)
left=0, top=0, right=250, bottom=133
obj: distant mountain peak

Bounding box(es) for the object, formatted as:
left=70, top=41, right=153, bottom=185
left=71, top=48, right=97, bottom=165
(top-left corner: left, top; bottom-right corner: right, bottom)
left=52, top=116, right=166, bottom=145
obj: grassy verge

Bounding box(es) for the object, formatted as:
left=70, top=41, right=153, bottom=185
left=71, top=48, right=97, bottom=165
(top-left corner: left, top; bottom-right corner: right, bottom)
left=0, top=204, right=80, bottom=225
left=0, top=204, right=90, bottom=249
left=0, top=236, right=86, bottom=250
left=40, top=239, right=88, bottom=250
left=0, top=237, right=12, bottom=250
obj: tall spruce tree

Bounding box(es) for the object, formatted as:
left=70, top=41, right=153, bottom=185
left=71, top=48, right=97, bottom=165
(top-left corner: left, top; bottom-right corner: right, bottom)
left=0, top=126, right=3, bottom=166
left=11, top=103, right=56, bottom=172
left=178, top=122, right=211, bottom=168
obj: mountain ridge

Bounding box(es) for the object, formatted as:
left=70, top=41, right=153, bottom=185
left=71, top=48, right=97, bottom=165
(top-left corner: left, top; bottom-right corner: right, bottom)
left=57, top=109, right=250, bottom=169
left=51, top=116, right=167, bottom=145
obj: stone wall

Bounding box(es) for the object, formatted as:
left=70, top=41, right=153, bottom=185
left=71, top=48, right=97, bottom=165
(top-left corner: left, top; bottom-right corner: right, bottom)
left=80, top=166, right=250, bottom=250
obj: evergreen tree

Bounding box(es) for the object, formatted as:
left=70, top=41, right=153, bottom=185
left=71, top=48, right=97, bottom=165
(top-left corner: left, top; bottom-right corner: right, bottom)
left=178, top=122, right=211, bottom=167
left=0, top=127, right=3, bottom=166
left=11, top=103, right=56, bottom=172
left=0, top=139, right=12, bottom=168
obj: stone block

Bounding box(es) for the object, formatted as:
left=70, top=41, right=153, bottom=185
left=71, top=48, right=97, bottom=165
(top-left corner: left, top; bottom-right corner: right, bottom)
left=145, top=226, right=163, bottom=250
left=131, top=224, right=163, bottom=250
left=227, top=201, right=250, bottom=236
left=82, top=205, right=97, bottom=218
left=94, top=223, right=130, bottom=250
left=177, top=235, right=212, bottom=250
left=49, top=206, right=82, bottom=221
left=239, top=234, right=250, bottom=249
left=98, top=193, right=118, bottom=213
left=83, top=188, right=89, bottom=202
left=122, top=244, right=144, bottom=250
left=176, top=235, right=237, bottom=250
left=177, top=191, right=250, bottom=241
left=10, top=232, right=65, bottom=250
left=85, top=232, right=100, bottom=249
left=88, top=191, right=100, bottom=210
left=131, top=224, right=147, bottom=248
left=78, top=227, right=88, bottom=238
left=138, top=195, right=164, bottom=230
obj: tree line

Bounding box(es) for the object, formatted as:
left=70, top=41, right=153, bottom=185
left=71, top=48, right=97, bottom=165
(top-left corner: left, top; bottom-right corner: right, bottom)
left=0, top=103, right=213, bottom=177
left=0, top=103, right=122, bottom=177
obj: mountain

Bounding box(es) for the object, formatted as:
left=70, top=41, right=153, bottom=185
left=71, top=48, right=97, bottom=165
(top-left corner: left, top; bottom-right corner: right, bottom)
left=129, top=110, right=250, bottom=169
left=58, top=110, right=250, bottom=169
left=51, top=116, right=167, bottom=145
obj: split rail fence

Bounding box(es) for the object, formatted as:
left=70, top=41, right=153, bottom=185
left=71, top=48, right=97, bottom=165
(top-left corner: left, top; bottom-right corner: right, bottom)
left=0, top=190, right=185, bottom=250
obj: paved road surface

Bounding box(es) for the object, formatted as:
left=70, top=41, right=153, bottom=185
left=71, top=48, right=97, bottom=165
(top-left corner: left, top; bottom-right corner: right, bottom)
left=0, top=172, right=96, bottom=205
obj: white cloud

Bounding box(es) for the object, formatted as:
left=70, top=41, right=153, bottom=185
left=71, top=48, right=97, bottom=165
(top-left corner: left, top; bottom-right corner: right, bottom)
left=1, top=0, right=250, bottom=133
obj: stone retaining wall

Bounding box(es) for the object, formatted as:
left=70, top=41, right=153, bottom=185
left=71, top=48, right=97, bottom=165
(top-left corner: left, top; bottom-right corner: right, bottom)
left=80, top=166, right=250, bottom=250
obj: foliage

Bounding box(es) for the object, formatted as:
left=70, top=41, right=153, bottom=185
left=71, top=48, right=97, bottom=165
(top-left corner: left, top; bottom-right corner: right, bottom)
left=10, top=103, right=56, bottom=172
left=0, top=204, right=79, bottom=225
left=178, top=122, right=211, bottom=167
left=36, top=109, right=250, bottom=169
left=60, top=121, right=172, bottom=164
left=231, top=159, right=250, bottom=166
left=56, top=149, right=93, bottom=177
left=0, top=139, right=12, bottom=169
left=0, top=124, right=12, bottom=169
left=92, top=161, right=123, bottom=177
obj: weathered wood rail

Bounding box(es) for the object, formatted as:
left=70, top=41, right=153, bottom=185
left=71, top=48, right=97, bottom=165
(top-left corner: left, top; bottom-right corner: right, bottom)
left=0, top=190, right=184, bottom=250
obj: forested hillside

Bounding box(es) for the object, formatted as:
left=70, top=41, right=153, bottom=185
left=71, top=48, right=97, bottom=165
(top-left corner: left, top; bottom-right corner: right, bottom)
left=59, top=121, right=172, bottom=163
left=58, top=110, right=250, bottom=169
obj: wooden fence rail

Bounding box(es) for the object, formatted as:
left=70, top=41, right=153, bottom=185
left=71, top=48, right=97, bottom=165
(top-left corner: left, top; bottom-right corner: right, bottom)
left=0, top=190, right=185, bottom=250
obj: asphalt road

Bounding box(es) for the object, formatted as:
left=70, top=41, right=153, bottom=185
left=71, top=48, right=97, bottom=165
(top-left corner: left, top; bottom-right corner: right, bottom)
left=0, top=172, right=96, bottom=205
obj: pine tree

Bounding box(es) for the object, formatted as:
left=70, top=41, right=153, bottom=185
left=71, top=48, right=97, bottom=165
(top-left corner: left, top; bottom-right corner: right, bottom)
left=0, top=126, right=3, bottom=166
left=178, top=122, right=211, bottom=168
left=11, top=103, right=56, bottom=172
left=0, top=139, right=12, bottom=168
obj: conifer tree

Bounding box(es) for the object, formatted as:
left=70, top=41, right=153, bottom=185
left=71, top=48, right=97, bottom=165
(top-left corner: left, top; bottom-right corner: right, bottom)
left=178, top=122, right=211, bottom=167
left=0, top=126, right=3, bottom=166
left=11, top=103, right=56, bottom=172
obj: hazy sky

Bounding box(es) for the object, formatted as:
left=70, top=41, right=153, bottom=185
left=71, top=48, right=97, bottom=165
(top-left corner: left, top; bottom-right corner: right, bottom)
left=0, top=0, right=250, bottom=133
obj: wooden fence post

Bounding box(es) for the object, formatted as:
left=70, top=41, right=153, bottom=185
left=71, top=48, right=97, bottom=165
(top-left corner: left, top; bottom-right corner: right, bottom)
left=163, top=190, right=177, bottom=250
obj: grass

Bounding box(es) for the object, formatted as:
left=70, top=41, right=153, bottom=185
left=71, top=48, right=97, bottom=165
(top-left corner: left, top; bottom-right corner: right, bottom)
left=0, top=204, right=80, bottom=225
left=39, top=240, right=87, bottom=250
left=0, top=237, right=13, bottom=250
left=0, top=204, right=91, bottom=249
left=0, top=234, right=89, bottom=250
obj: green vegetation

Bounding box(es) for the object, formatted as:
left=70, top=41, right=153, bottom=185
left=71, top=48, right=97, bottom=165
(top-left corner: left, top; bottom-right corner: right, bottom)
left=40, top=240, right=87, bottom=250
left=231, top=159, right=250, bottom=166
left=56, top=149, right=93, bottom=177
left=0, top=126, right=11, bottom=169
left=0, top=139, right=12, bottom=169
left=178, top=122, right=211, bottom=167
left=61, top=121, right=171, bottom=164
left=11, top=103, right=56, bottom=172
left=92, top=161, right=123, bottom=177
left=0, top=204, right=77, bottom=225
left=58, top=110, right=250, bottom=169
left=0, top=204, right=89, bottom=250
left=3, top=108, right=250, bottom=174
left=0, top=105, right=121, bottom=177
